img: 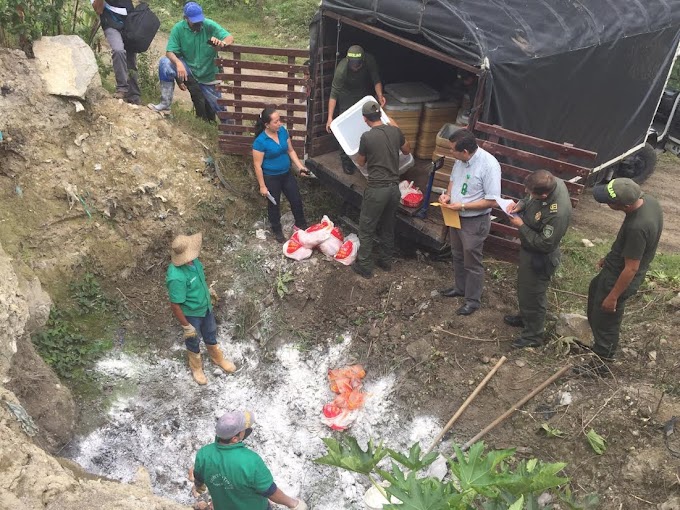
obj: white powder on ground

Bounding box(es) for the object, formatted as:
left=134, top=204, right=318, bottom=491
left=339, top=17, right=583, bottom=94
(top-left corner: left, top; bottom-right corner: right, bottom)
left=70, top=331, right=442, bottom=508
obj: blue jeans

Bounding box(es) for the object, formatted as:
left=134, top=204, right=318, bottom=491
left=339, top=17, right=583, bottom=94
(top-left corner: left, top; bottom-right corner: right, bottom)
left=158, top=56, right=228, bottom=118
left=184, top=309, right=218, bottom=353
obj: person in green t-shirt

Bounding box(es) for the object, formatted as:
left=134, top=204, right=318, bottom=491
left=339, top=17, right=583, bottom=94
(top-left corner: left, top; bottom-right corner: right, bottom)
left=149, top=2, right=234, bottom=123
left=574, top=178, right=663, bottom=378
left=166, top=233, right=236, bottom=385
left=193, top=411, right=307, bottom=510
left=326, top=45, right=386, bottom=174
left=352, top=100, right=410, bottom=279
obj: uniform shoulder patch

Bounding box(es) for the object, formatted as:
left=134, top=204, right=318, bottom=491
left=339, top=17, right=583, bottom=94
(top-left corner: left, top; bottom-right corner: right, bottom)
left=543, top=225, right=554, bottom=238
left=549, top=203, right=558, bottom=213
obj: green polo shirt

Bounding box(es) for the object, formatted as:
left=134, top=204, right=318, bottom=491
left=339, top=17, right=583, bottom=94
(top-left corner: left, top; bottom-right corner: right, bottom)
left=194, top=441, right=275, bottom=510
left=166, top=18, right=230, bottom=83
left=166, top=258, right=211, bottom=317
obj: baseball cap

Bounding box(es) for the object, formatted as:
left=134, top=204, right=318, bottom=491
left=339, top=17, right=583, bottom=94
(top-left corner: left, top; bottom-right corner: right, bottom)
left=184, top=2, right=205, bottom=23
left=347, top=45, right=364, bottom=65
left=362, top=100, right=380, bottom=116
left=216, top=410, right=254, bottom=440
left=592, top=178, right=642, bottom=206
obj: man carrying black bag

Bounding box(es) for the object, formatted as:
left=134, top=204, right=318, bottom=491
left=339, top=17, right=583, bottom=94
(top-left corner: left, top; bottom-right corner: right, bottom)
left=92, top=0, right=140, bottom=104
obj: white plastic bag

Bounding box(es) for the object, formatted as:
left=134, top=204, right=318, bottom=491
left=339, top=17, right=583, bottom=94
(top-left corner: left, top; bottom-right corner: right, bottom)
left=283, top=231, right=313, bottom=261
left=297, top=215, right=334, bottom=248
left=318, top=226, right=344, bottom=257
left=399, top=180, right=424, bottom=208
left=334, top=233, right=360, bottom=265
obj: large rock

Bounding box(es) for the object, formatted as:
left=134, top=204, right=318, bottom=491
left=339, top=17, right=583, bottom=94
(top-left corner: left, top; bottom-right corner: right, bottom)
left=555, top=313, right=593, bottom=346
left=32, top=35, right=101, bottom=99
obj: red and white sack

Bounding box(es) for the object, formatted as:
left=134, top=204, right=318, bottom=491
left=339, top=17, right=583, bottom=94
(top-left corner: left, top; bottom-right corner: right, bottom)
left=283, top=231, right=312, bottom=261
left=297, top=215, right=334, bottom=248
left=399, top=180, right=424, bottom=208
left=334, top=233, right=359, bottom=266
left=318, top=226, right=344, bottom=257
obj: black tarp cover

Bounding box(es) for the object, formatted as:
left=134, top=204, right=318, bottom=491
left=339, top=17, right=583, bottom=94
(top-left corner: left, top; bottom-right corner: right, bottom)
left=317, top=0, right=680, bottom=165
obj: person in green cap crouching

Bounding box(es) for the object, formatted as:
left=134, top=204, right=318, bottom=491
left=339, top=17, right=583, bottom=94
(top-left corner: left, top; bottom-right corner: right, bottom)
left=193, top=410, right=308, bottom=510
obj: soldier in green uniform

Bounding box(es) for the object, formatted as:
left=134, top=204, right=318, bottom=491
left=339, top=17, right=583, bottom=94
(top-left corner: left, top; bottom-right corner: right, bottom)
left=352, top=101, right=411, bottom=278
left=503, top=170, right=572, bottom=348
left=574, top=178, right=663, bottom=377
left=326, top=45, right=386, bottom=174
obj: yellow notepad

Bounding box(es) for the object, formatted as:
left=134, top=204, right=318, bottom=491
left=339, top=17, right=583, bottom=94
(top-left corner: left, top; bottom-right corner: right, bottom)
left=430, top=203, right=461, bottom=229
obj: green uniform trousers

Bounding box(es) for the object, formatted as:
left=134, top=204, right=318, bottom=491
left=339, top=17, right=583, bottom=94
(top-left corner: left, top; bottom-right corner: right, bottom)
left=587, top=269, right=641, bottom=359
left=517, top=248, right=560, bottom=344
left=356, top=184, right=400, bottom=271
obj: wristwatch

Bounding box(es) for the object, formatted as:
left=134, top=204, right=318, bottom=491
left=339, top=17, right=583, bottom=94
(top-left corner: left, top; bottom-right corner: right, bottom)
left=461, top=203, right=466, bottom=212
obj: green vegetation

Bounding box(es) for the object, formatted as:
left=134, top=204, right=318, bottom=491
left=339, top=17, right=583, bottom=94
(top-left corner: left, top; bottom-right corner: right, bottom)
left=315, top=436, right=600, bottom=509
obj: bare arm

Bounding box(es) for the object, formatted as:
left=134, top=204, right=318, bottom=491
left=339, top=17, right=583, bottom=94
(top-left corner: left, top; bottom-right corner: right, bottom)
left=355, top=153, right=366, bottom=167
left=170, top=303, right=190, bottom=326
left=375, top=82, right=385, bottom=107
left=601, top=257, right=640, bottom=312
left=268, top=488, right=300, bottom=508
left=400, top=140, right=411, bottom=156
left=252, top=150, right=268, bottom=196
left=166, top=51, right=188, bottom=81
left=326, top=98, right=337, bottom=132
left=92, top=0, right=104, bottom=15
left=287, top=138, right=305, bottom=172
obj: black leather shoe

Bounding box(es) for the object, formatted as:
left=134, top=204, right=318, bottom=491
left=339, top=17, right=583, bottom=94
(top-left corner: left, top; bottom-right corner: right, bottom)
left=504, top=315, right=524, bottom=328
left=351, top=264, right=372, bottom=279
left=341, top=158, right=356, bottom=175
left=456, top=304, right=478, bottom=316
left=375, top=259, right=392, bottom=272
left=441, top=287, right=464, bottom=298
left=511, top=337, right=542, bottom=349
left=273, top=230, right=286, bottom=243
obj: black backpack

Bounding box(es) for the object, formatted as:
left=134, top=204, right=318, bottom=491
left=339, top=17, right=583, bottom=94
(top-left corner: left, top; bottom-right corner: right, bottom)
left=124, top=3, right=160, bottom=53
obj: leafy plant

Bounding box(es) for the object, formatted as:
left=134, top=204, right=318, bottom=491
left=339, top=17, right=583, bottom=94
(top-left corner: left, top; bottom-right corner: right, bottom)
left=585, top=429, right=607, bottom=455
left=33, top=308, right=110, bottom=380
left=69, top=272, right=117, bottom=313
left=540, top=423, right=566, bottom=438
left=315, top=436, right=599, bottom=510
left=275, top=266, right=294, bottom=298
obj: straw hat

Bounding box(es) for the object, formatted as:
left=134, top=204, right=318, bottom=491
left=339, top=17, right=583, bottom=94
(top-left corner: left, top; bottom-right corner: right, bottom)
left=171, top=233, right=202, bottom=266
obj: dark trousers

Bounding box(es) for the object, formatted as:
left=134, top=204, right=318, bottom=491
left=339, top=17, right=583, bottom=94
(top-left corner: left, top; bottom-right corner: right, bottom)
left=263, top=171, right=307, bottom=233
left=184, top=309, right=217, bottom=353
left=517, top=248, right=560, bottom=343
left=185, top=75, right=215, bottom=122
left=357, top=184, right=400, bottom=271
left=587, top=269, right=639, bottom=359
left=449, top=214, right=491, bottom=307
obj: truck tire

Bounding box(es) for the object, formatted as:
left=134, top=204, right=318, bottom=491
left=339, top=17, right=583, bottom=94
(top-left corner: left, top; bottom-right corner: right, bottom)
left=615, top=143, right=657, bottom=184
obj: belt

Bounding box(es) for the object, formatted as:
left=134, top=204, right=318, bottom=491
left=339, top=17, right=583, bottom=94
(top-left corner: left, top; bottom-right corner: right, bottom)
left=460, top=212, right=490, bottom=219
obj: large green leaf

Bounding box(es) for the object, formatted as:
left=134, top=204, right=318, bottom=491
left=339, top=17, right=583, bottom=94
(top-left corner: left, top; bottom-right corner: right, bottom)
left=377, top=463, right=467, bottom=510
left=387, top=442, right=439, bottom=471
left=448, top=442, right=516, bottom=498
left=314, top=436, right=387, bottom=474
left=586, top=429, right=607, bottom=455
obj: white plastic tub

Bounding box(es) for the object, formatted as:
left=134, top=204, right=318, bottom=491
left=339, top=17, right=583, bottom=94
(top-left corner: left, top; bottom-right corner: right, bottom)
left=330, top=95, right=389, bottom=156
left=354, top=152, right=415, bottom=177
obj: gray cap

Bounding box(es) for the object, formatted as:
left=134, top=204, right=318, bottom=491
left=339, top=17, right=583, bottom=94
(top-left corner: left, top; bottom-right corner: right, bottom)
left=592, top=178, right=642, bottom=206
left=362, top=100, right=380, bottom=116
left=215, top=411, right=255, bottom=440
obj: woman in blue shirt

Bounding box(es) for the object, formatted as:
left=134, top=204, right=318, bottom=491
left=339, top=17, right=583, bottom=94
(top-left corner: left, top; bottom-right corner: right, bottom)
left=252, top=107, right=309, bottom=242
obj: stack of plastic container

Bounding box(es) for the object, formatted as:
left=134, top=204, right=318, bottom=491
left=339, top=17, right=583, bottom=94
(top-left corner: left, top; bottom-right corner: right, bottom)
left=384, top=82, right=441, bottom=155
left=415, top=99, right=460, bottom=159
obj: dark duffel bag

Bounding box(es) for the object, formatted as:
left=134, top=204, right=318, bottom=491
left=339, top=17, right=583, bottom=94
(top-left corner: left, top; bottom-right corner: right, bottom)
left=123, top=2, right=160, bottom=53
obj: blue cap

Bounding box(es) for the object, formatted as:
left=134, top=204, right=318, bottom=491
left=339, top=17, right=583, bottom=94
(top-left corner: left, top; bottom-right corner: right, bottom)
left=184, top=2, right=204, bottom=23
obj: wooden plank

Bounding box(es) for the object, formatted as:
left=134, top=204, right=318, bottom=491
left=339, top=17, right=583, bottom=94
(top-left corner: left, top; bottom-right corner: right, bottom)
left=475, top=122, right=598, bottom=161
left=218, top=85, right=306, bottom=99
left=219, top=138, right=304, bottom=151
left=217, top=111, right=306, bottom=124
left=322, top=11, right=481, bottom=75
left=500, top=162, right=584, bottom=195
left=216, top=59, right=307, bottom=73
left=479, top=140, right=592, bottom=179
left=222, top=44, right=309, bottom=58
left=217, top=99, right=306, bottom=112
left=217, top=73, right=307, bottom=86
left=484, top=234, right=520, bottom=263
left=310, top=135, right=338, bottom=156
left=218, top=124, right=307, bottom=137
left=490, top=221, right=519, bottom=238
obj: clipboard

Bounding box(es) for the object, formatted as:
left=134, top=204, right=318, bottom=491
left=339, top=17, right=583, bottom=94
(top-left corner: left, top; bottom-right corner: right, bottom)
left=430, top=203, right=461, bottom=229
